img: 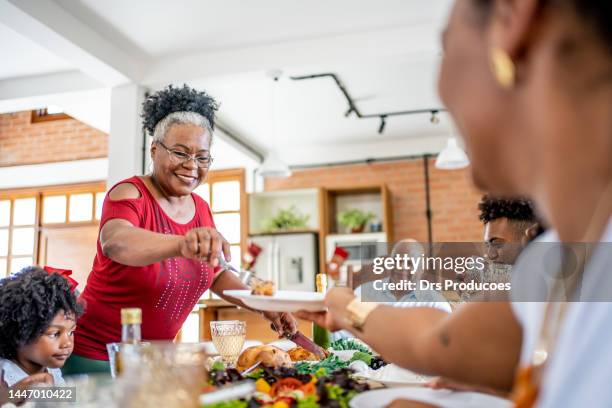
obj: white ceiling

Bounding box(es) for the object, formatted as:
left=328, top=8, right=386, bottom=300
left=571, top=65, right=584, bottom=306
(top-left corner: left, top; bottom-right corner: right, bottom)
left=0, top=24, right=72, bottom=79
left=53, top=0, right=449, bottom=58
left=0, top=0, right=456, bottom=168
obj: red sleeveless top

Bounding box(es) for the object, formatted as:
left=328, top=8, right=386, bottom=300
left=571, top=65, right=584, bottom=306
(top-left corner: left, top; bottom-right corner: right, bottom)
left=74, top=176, right=218, bottom=360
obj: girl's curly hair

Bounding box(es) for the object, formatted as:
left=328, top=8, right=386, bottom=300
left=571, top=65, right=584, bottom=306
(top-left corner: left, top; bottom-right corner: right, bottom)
left=141, top=84, right=219, bottom=136
left=0, top=266, right=84, bottom=359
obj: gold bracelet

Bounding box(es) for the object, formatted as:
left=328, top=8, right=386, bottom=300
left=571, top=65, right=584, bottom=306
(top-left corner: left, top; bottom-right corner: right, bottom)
left=344, top=297, right=379, bottom=332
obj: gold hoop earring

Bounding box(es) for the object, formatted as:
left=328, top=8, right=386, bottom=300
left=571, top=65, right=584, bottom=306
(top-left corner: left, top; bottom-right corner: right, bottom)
left=490, top=47, right=515, bottom=89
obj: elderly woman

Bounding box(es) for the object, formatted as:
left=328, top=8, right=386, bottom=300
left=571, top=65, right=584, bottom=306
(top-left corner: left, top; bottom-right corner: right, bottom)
left=66, top=85, right=296, bottom=374
left=299, top=0, right=612, bottom=407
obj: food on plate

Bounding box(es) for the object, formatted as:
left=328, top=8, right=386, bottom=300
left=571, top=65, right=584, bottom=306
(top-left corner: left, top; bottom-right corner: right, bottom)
left=369, top=356, right=389, bottom=370
left=251, top=280, right=275, bottom=296
left=205, top=365, right=369, bottom=408
left=288, top=347, right=320, bottom=362
left=293, top=354, right=350, bottom=376
left=329, top=338, right=370, bottom=353
left=236, top=345, right=292, bottom=372
left=208, top=367, right=244, bottom=386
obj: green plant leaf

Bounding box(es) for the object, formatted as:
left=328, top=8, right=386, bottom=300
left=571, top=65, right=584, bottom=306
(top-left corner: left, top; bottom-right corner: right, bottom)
left=262, top=206, right=310, bottom=232
left=337, top=209, right=375, bottom=230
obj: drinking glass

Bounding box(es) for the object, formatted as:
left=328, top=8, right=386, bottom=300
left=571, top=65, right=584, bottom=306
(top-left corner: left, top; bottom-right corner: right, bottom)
left=118, top=341, right=208, bottom=408
left=210, top=320, right=246, bottom=366
left=106, top=343, right=121, bottom=378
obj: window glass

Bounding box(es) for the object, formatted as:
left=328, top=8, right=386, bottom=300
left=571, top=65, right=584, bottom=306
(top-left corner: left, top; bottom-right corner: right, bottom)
left=69, top=193, right=93, bottom=222
left=43, top=196, right=67, bottom=223
left=11, top=227, right=35, bottom=255
left=95, top=192, right=105, bottom=220
left=13, top=198, right=36, bottom=225
left=229, top=245, right=241, bottom=270
left=212, top=181, right=240, bottom=212
left=213, top=213, right=241, bottom=244
left=0, top=259, right=7, bottom=277
left=10, top=257, right=33, bottom=273
left=0, top=230, right=8, bottom=256
left=0, top=201, right=10, bottom=227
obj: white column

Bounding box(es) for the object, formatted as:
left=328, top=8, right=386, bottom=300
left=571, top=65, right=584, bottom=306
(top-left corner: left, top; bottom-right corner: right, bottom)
left=107, top=84, right=147, bottom=187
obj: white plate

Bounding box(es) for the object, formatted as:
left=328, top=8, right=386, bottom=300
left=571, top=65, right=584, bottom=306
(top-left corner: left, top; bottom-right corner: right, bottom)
left=350, top=363, right=432, bottom=387
left=356, top=376, right=430, bottom=388
left=331, top=349, right=358, bottom=362
left=223, top=290, right=325, bottom=312
left=350, top=388, right=511, bottom=408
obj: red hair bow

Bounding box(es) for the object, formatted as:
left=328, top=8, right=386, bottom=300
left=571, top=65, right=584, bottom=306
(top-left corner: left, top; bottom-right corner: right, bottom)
left=43, top=266, right=78, bottom=292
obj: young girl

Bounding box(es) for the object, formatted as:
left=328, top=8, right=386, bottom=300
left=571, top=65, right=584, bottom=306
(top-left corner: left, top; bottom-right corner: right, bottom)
left=0, top=266, right=83, bottom=388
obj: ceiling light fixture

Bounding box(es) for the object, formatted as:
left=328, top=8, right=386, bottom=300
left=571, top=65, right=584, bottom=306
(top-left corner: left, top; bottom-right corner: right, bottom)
left=378, top=115, right=387, bottom=134
left=290, top=72, right=446, bottom=135
left=430, top=110, right=440, bottom=124
left=435, top=138, right=470, bottom=170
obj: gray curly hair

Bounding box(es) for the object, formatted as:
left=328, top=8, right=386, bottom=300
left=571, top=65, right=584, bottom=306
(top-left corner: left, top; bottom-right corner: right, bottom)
left=152, top=111, right=214, bottom=144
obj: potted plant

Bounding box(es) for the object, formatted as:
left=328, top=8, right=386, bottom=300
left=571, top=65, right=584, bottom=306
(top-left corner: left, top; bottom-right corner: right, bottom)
left=337, top=209, right=375, bottom=233
left=262, top=206, right=310, bottom=232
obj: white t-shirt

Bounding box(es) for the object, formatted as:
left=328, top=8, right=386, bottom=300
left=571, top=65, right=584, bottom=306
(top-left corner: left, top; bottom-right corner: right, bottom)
left=357, top=278, right=452, bottom=312
left=0, top=358, right=65, bottom=387
left=332, top=279, right=452, bottom=340
left=511, top=218, right=612, bottom=408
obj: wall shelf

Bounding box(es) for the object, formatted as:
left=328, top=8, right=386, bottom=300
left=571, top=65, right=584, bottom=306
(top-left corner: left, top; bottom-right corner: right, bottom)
left=247, top=184, right=393, bottom=279
left=248, top=188, right=322, bottom=235
left=323, top=184, right=393, bottom=238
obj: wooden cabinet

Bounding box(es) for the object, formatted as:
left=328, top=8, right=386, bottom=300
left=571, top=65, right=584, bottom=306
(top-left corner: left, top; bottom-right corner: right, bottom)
left=322, top=184, right=392, bottom=238
left=248, top=188, right=323, bottom=235
left=246, top=184, right=393, bottom=282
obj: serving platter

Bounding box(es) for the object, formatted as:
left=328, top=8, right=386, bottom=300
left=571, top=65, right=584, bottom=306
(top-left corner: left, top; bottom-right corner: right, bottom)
left=350, top=362, right=432, bottom=388
left=223, top=289, right=325, bottom=312
left=350, top=387, right=511, bottom=408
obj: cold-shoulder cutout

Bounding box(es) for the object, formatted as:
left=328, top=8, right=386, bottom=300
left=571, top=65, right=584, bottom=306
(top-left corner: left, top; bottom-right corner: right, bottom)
left=108, top=182, right=142, bottom=201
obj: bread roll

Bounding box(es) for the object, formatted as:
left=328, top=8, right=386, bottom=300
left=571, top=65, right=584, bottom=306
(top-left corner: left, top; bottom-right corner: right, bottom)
left=236, top=345, right=292, bottom=372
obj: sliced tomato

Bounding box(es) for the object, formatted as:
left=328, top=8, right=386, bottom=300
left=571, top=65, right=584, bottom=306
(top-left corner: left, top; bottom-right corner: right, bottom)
left=269, top=378, right=303, bottom=397
left=299, top=382, right=316, bottom=395
left=274, top=396, right=295, bottom=405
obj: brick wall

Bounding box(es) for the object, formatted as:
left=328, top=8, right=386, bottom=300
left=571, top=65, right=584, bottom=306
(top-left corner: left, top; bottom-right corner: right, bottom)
left=265, top=159, right=484, bottom=242
left=0, top=111, right=108, bottom=167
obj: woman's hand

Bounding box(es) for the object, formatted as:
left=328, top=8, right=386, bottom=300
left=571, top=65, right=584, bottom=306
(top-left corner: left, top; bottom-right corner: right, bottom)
left=179, top=227, right=231, bottom=266
left=263, top=312, right=298, bottom=337
left=295, top=287, right=356, bottom=332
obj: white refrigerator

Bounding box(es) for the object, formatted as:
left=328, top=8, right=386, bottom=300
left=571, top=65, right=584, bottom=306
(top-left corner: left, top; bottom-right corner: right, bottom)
left=248, top=232, right=319, bottom=292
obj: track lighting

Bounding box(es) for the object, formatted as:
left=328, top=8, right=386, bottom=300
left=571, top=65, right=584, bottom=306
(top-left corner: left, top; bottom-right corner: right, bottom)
left=430, top=110, right=440, bottom=124
left=290, top=72, right=446, bottom=134
left=378, top=115, right=387, bottom=134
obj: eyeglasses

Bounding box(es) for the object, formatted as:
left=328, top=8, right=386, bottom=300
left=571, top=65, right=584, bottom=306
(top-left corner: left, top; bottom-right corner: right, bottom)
left=157, top=142, right=214, bottom=168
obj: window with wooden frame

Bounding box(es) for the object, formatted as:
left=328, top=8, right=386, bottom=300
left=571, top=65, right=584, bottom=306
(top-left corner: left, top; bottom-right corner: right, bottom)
left=193, top=168, right=247, bottom=275
left=181, top=168, right=247, bottom=342
left=0, top=182, right=106, bottom=278
left=31, top=106, right=72, bottom=123
left=0, top=195, right=38, bottom=276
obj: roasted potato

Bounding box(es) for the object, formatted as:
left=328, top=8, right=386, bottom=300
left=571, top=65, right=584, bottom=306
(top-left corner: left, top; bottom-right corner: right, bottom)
left=288, top=347, right=320, bottom=362
left=251, top=280, right=275, bottom=296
